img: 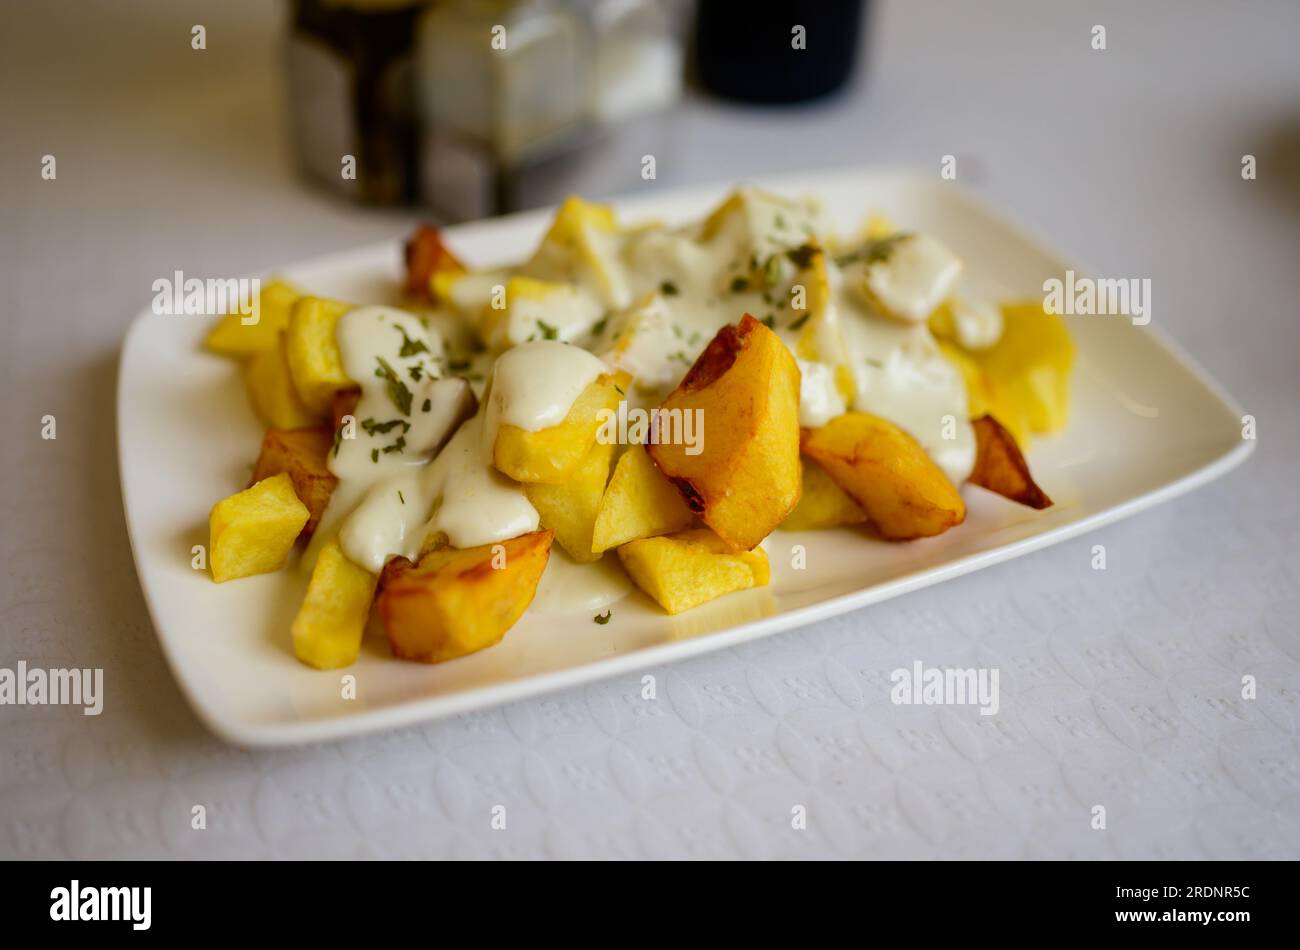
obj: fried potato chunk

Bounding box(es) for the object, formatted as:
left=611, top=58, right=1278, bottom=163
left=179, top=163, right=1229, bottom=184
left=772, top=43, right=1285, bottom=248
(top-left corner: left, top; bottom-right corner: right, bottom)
left=617, top=528, right=770, bottom=615
left=480, top=276, right=605, bottom=349
left=243, top=333, right=318, bottom=429
left=524, top=441, right=613, bottom=563
left=250, top=427, right=339, bottom=537
left=592, top=445, right=693, bottom=553
left=541, top=195, right=617, bottom=245
left=984, top=301, right=1074, bottom=435
left=648, top=314, right=801, bottom=551
left=968, top=415, right=1053, bottom=509
left=800, top=411, right=965, bottom=540
left=209, top=473, right=310, bottom=582
left=378, top=530, right=553, bottom=663
left=494, top=371, right=630, bottom=484
left=935, top=339, right=1029, bottom=448
left=285, top=295, right=353, bottom=416
left=205, top=279, right=300, bottom=359
left=291, top=539, right=378, bottom=670
left=527, top=196, right=628, bottom=309
left=932, top=300, right=1074, bottom=443
left=404, top=224, right=466, bottom=303
left=780, top=457, right=868, bottom=531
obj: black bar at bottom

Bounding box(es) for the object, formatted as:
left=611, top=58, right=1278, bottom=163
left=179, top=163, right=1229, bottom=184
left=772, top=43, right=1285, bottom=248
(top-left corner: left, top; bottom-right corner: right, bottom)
left=0, top=859, right=1282, bottom=936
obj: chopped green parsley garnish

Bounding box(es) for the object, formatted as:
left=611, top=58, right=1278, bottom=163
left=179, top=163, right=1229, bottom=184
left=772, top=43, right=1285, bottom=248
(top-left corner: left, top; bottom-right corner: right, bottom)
left=374, top=357, right=413, bottom=415
left=763, top=255, right=782, bottom=287
left=863, top=233, right=908, bottom=265
left=422, top=398, right=432, bottom=412
left=785, top=243, right=818, bottom=270
left=730, top=275, right=749, bottom=293
left=788, top=312, right=812, bottom=331
left=836, top=233, right=911, bottom=268
left=868, top=235, right=909, bottom=265
left=361, top=418, right=409, bottom=436
left=395, top=324, right=430, bottom=358
left=537, top=319, right=558, bottom=340
left=398, top=490, right=406, bottom=505
left=593, top=610, right=611, bottom=625
left=660, top=280, right=679, bottom=296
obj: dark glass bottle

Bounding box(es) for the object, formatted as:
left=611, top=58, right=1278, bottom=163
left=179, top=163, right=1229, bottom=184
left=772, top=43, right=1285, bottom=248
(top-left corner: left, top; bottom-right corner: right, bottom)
left=694, top=0, right=867, bottom=104
left=285, top=0, right=427, bottom=206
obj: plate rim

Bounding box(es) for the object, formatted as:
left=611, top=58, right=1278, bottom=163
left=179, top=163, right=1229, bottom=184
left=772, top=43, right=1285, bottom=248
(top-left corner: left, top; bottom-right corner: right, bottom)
left=116, top=168, right=1256, bottom=747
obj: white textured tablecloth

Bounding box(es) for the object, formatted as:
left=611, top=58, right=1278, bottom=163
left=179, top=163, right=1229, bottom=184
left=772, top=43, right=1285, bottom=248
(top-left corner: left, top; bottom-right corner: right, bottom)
left=2, top=0, right=1297, bottom=859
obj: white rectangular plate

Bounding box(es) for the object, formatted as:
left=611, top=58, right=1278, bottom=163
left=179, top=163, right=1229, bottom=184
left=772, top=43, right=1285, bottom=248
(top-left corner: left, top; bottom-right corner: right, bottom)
left=117, top=169, right=1253, bottom=746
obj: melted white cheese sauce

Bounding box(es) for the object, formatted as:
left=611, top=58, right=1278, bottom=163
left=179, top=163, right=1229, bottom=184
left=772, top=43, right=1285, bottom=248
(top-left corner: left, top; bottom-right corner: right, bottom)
left=486, top=340, right=606, bottom=431
left=948, top=295, right=1003, bottom=350
left=420, top=410, right=538, bottom=549
left=306, top=305, right=460, bottom=570
left=334, top=339, right=607, bottom=572
left=319, top=187, right=990, bottom=575
left=333, top=306, right=444, bottom=476
left=796, top=359, right=846, bottom=428
left=860, top=233, right=964, bottom=324
left=838, top=316, right=974, bottom=484
left=586, top=188, right=977, bottom=481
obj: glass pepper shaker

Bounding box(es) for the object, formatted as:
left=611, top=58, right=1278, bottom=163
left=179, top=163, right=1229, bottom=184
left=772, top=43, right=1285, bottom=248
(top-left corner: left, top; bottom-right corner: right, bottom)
left=283, top=0, right=430, bottom=206
left=415, top=0, right=593, bottom=220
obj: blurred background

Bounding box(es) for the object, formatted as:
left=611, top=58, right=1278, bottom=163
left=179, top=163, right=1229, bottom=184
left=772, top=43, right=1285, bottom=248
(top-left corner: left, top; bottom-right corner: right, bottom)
left=2, top=1, right=1299, bottom=859
left=277, top=0, right=868, bottom=217
left=4, top=0, right=1297, bottom=522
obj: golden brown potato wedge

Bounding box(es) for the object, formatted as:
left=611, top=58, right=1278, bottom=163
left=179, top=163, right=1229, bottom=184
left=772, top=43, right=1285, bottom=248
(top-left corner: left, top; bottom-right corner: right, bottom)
left=285, top=295, right=353, bottom=416
left=648, top=314, right=801, bottom=551
left=617, top=528, right=770, bottom=615
left=377, top=529, right=553, bottom=663
left=250, top=427, right=339, bottom=538
left=979, top=302, right=1074, bottom=435
left=209, top=473, right=310, bottom=583
left=206, top=279, right=300, bottom=359
left=780, top=457, right=868, bottom=531
left=801, top=411, right=965, bottom=540
left=968, top=415, right=1052, bottom=509
left=524, top=440, right=614, bottom=562
left=494, top=371, right=630, bottom=484
left=935, top=338, right=1029, bottom=449
left=243, top=332, right=318, bottom=430
left=592, top=445, right=694, bottom=553
left=931, top=300, right=1075, bottom=443
left=291, top=539, right=377, bottom=670
left=404, top=225, right=466, bottom=303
